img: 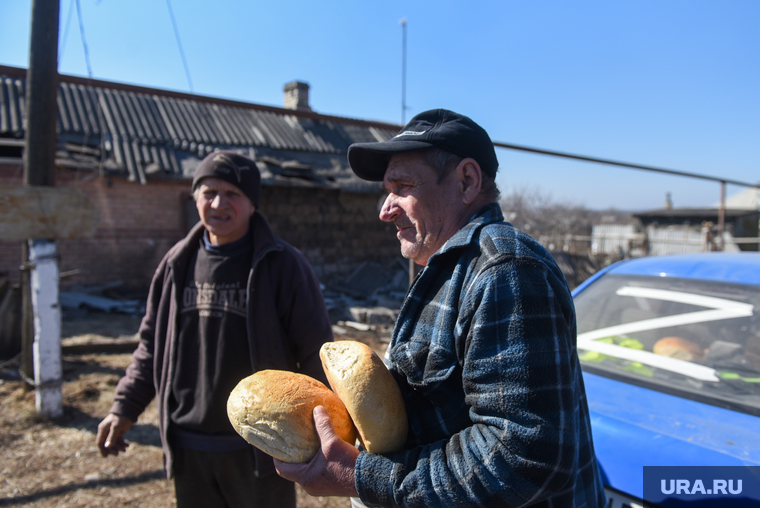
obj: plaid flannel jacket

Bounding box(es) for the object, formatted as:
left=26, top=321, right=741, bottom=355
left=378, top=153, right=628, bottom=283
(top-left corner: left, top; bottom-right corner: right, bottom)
left=354, top=203, right=606, bottom=508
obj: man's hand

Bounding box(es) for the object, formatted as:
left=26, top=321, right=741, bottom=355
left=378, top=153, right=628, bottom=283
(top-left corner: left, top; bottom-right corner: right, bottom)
left=96, top=413, right=133, bottom=457
left=274, top=405, right=361, bottom=498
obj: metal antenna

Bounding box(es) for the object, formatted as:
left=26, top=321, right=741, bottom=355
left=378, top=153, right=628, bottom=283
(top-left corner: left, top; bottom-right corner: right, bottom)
left=400, top=17, right=407, bottom=124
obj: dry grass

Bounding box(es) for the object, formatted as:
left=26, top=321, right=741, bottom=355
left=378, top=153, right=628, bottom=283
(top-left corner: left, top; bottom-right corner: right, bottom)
left=0, top=312, right=389, bottom=507
left=1, top=352, right=176, bottom=507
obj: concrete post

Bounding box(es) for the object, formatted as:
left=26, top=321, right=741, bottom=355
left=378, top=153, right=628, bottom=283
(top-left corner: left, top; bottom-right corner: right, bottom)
left=28, top=239, right=63, bottom=418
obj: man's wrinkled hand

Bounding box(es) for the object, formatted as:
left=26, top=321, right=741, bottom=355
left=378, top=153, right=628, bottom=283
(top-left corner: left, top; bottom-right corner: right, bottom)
left=274, top=405, right=360, bottom=498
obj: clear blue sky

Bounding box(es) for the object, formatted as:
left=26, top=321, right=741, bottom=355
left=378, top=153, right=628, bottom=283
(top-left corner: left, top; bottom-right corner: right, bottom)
left=1, top=0, right=758, bottom=211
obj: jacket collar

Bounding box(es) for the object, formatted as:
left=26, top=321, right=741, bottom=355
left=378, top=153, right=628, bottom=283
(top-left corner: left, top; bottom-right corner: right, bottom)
left=426, top=202, right=504, bottom=265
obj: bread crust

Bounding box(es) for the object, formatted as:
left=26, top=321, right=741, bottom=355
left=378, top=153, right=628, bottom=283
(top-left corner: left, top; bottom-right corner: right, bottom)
left=226, top=370, right=357, bottom=463
left=320, top=341, right=408, bottom=454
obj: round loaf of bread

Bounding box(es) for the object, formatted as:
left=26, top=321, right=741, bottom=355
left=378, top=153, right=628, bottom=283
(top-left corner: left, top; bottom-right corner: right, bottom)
left=226, top=370, right=357, bottom=463
left=653, top=336, right=705, bottom=362
left=320, top=341, right=407, bottom=454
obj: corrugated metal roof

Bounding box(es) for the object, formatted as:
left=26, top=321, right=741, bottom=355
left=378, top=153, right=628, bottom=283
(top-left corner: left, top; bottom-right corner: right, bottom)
left=0, top=76, right=25, bottom=135
left=0, top=66, right=399, bottom=190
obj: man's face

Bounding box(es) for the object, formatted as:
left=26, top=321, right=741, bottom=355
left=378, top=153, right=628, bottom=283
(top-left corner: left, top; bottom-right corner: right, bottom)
left=379, top=152, right=464, bottom=266
left=195, top=177, right=255, bottom=245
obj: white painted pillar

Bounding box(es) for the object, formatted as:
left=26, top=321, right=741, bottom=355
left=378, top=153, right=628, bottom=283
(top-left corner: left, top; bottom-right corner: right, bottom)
left=28, top=239, right=63, bottom=418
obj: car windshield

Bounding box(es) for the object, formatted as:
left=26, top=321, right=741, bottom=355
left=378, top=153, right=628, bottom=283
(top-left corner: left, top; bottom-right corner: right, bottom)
left=575, top=274, right=760, bottom=415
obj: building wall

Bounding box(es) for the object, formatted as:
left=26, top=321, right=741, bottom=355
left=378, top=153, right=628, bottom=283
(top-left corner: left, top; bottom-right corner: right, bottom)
left=259, top=186, right=399, bottom=282
left=0, top=164, right=399, bottom=291
left=1, top=164, right=189, bottom=291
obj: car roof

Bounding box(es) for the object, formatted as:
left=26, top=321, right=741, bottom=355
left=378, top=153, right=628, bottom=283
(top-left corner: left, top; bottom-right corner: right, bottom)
left=604, top=252, right=760, bottom=286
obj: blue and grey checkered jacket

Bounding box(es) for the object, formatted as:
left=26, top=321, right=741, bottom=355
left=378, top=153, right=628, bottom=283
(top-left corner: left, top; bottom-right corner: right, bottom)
left=354, top=203, right=606, bottom=507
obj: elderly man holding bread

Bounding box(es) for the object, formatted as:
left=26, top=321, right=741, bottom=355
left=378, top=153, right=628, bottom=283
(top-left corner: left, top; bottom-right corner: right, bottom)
left=276, top=109, right=607, bottom=508
left=95, top=151, right=333, bottom=508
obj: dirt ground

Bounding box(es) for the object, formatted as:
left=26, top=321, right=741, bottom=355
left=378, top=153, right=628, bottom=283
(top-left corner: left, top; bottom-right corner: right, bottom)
left=0, top=312, right=391, bottom=507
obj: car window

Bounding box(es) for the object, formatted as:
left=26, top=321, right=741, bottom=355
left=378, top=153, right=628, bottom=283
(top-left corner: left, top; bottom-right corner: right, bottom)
left=575, top=274, right=760, bottom=415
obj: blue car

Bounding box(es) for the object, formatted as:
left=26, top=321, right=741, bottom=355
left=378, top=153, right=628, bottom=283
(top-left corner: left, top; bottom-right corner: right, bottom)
left=573, top=253, right=760, bottom=507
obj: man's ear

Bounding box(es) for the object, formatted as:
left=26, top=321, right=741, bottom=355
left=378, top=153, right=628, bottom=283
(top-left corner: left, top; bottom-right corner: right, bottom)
left=456, top=158, right=482, bottom=205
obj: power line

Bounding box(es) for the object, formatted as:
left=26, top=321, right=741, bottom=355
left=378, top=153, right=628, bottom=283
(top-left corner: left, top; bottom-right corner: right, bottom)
left=492, top=141, right=760, bottom=189
left=75, top=0, right=93, bottom=78
left=58, top=0, right=75, bottom=62
left=165, top=0, right=194, bottom=93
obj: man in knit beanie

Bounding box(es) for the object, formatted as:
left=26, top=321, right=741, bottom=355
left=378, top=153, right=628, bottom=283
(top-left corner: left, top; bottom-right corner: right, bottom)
left=96, top=150, right=333, bottom=508
left=192, top=151, right=261, bottom=206
left=190, top=151, right=262, bottom=245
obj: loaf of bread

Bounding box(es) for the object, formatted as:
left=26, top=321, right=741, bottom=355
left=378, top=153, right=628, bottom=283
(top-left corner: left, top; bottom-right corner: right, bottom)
left=320, top=341, right=408, bottom=454
left=653, top=336, right=705, bottom=362
left=226, top=370, right=357, bottom=463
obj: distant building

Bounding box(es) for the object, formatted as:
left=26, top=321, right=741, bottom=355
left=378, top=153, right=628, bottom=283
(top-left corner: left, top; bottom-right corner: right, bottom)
left=633, top=208, right=759, bottom=254
left=590, top=207, right=760, bottom=257
left=717, top=186, right=760, bottom=211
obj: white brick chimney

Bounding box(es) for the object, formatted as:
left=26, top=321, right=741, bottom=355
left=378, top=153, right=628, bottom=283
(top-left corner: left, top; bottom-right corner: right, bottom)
left=283, top=81, right=311, bottom=111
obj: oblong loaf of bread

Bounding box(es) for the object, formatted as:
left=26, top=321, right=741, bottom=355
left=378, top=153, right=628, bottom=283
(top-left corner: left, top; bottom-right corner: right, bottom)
left=320, top=341, right=408, bottom=454
left=226, top=370, right=357, bottom=463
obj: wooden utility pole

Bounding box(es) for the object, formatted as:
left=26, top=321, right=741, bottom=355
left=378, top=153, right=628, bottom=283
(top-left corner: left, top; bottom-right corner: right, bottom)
left=22, top=0, right=62, bottom=418
left=24, top=0, right=59, bottom=188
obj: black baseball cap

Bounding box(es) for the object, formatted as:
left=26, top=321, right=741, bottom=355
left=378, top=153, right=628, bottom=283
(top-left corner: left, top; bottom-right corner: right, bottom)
left=192, top=151, right=261, bottom=207
left=348, top=109, right=499, bottom=182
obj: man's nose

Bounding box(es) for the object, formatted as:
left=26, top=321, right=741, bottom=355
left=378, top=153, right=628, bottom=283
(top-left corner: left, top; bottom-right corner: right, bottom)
left=379, top=194, right=398, bottom=222
left=210, top=194, right=226, bottom=208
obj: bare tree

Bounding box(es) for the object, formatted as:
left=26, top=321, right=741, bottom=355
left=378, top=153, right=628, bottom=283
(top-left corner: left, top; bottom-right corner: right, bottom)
left=501, top=188, right=632, bottom=246
left=499, top=187, right=595, bottom=249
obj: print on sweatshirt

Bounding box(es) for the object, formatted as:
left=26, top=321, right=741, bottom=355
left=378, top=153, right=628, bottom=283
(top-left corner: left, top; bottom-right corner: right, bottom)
left=181, top=281, right=247, bottom=318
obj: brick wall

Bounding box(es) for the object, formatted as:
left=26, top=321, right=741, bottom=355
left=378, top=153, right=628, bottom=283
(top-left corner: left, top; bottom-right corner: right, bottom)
left=1, top=165, right=400, bottom=291
left=259, top=186, right=399, bottom=282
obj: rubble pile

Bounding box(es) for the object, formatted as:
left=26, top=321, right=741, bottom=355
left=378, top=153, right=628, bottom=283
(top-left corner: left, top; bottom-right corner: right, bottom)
left=324, top=258, right=409, bottom=338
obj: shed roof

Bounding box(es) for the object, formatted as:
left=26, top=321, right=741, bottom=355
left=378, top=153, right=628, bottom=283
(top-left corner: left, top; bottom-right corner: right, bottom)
left=634, top=208, right=760, bottom=220
left=717, top=187, right=760, bottom=211
left=0, top=65, right=399, bottom=192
